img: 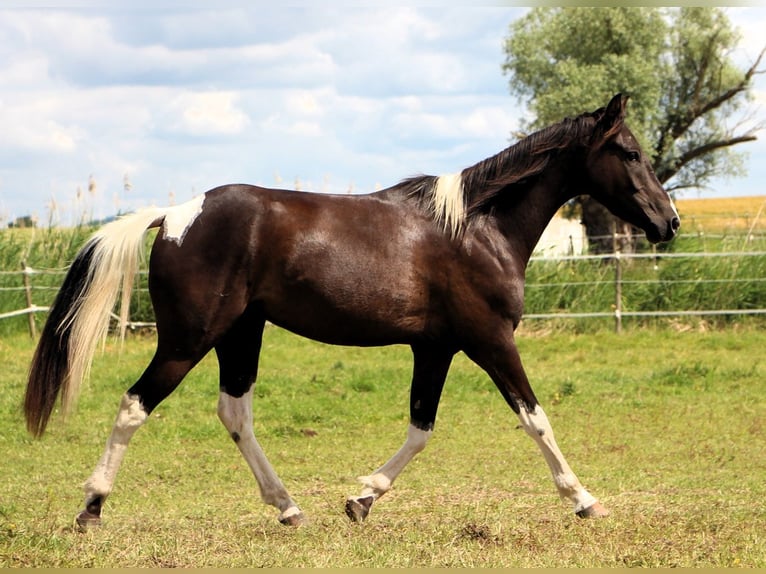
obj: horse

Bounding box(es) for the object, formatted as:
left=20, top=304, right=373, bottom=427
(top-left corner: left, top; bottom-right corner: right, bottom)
left=24, top=94, right=679, bottom=529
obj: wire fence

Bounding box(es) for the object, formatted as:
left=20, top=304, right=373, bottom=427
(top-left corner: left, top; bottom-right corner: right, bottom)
left=2, top=231, right=766, bottom=336
left=525, top=249, right=766, bottom=331
left=524, top=230, right=766, bottom=331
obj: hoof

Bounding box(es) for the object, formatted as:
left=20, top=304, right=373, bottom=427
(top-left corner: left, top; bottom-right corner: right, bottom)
left=75, top=510, right=102, bottom=532
left=279, top=510, right=306, bottom=527
left=576, top=501, right=610, bottom=519
left=345, top=495, right=374, bottom=523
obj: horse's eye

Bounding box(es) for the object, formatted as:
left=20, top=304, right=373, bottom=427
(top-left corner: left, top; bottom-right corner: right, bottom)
left=626, top=151, right=640, bottom=162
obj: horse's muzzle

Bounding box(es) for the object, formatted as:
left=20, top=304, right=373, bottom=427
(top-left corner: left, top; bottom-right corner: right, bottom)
left=646, top=215, right=680, bottom=244
left=666, top=215, right=681, bottom=240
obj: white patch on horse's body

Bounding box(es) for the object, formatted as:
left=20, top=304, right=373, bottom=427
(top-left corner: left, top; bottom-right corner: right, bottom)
left=355, top=424, right=431, bottom=499
left=162, top=194, right=205, bottom=245
left=516, top=403, right=598, bottom=514
left=217, top=390, right=302, bottom=522
left=83, top=393, right=148, bottom=500
left=431, top=173, right=466, bottom=238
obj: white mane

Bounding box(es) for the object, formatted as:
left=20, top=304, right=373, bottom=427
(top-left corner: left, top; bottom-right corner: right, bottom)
left=430, top=173, right=466, bottom=238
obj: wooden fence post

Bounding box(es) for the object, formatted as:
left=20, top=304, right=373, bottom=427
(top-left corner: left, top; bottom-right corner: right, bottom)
left=21, top=261, right=37, bottom=338
left=614, top=249, right=622, bottom=334
left=612, top=225, right=623, bottom=334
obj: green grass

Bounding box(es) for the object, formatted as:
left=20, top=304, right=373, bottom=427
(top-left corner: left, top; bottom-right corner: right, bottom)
left=1, top=326, right=764, bottom=567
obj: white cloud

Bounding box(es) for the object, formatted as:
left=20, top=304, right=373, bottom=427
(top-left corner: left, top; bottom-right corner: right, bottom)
left=170, top=91, right=250, bottom=136
left=0, top=96, right=81, bottom=153
left=459, top=106, right=519, bottom=140
left=0, top=5, right=763, bottom=222
left=285, top=91, right=324, bottom=117
left=1, top=53, right=49, bottom=86
left=284, top=121, right=323, bottom=138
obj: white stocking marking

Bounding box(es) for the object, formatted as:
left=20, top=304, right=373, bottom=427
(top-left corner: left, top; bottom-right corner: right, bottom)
left=217, top=390, right=301, bottom=520
left=516, top=403, right=598, bottom=513
left=83, top=393, right=148, bottom=503
left=357, top=423, right=431, bottom=499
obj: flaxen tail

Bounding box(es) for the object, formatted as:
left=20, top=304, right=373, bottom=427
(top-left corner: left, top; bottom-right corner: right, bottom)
left=24, top=207, right=170, bottom=437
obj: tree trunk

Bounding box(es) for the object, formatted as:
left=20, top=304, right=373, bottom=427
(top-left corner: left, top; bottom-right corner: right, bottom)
left=579, top=196, right=638, bottom=254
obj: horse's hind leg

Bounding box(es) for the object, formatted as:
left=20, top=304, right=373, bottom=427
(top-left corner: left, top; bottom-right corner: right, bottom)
left=76, top=393, right=148, bottom=530
left=215, top=311, right=304, bottom=526
left=77, top=352, right=200, bottom=530
left=346, top=345, right=453, bottom=522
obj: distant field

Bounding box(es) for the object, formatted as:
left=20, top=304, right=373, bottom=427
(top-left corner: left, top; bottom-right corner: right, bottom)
left=675, top=195, right=766, bottom=232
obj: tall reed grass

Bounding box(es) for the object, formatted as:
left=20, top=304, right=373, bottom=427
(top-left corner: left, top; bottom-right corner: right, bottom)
left=0, top=225, right=156, bottom=337
left=1, top=222, right=765, bottom=337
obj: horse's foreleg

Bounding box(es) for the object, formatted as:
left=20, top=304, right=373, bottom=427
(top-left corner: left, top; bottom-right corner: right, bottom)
left=516, top=402, right=608, bottom=517
left=77, top=393, right=148, bottom=531
left=217, top=389, right=304, bottom=525
left=345, top=345, right=453, bottom=522
left=472, top=337, right=608, bottom=518
left=215, top=314, right=304, bottom=526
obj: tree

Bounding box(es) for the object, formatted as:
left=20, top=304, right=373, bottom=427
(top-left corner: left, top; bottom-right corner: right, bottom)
left=8, top=215, right=37, bottom=229
left=503, top=7, right=765, bottom=252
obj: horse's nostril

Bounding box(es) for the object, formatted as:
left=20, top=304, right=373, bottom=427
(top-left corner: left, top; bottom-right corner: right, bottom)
left=671, top=217, right=680, bottom=232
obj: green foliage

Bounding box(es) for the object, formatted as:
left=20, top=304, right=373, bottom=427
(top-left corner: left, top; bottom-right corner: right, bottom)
left=658, top=8, right=751, bottom=187
left=1, top=329, right=764, bottom=566
left=502, top=7, right=760, bottom=191
left=504, top=7, right=666, bottom=153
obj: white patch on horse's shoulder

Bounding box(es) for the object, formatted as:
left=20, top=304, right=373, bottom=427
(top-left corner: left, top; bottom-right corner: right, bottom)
left=162, top=194, right=205, bottom=245
left=432, top=173, right=465, bottom=237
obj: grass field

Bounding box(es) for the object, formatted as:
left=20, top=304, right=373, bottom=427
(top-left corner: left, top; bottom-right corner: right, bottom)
left=1, top=326, right=764, bottom=567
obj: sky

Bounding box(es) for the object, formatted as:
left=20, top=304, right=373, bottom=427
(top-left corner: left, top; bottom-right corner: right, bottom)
left=1, top=4, right=765, bottom=227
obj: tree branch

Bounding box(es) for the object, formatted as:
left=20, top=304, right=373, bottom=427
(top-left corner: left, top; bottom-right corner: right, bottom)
left=670, top=45, right=765, bottom=141
left=693, top=45, right=766, bottom=121
left=689, top=27, right=719, bottom=113
left=682, top=134, right=757, bottom=164
left=657, top=133, right=758, bottom=183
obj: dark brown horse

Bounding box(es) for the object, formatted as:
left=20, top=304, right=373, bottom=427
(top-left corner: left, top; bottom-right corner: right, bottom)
left=24, top=94, right=679, bottom=529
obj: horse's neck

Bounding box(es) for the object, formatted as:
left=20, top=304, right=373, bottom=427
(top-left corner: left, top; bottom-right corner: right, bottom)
left=492, top=169, right=574, bottom=265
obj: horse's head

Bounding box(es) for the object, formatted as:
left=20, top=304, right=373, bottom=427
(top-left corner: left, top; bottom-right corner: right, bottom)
left=584, top=94, right=680, bottom=243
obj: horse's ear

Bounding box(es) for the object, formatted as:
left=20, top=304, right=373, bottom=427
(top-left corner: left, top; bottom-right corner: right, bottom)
left=594, top=93, right=628, bottom=143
